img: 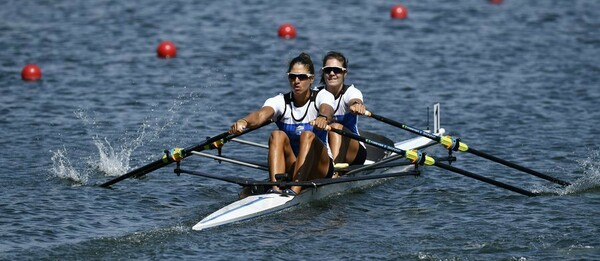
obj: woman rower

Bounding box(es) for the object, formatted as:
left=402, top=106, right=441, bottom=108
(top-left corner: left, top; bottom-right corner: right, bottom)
left=229, top=53, right=335, bottom=195
left=318, top=51, right=367, bottom=174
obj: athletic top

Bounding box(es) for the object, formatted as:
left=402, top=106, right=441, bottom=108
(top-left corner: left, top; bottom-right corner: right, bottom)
left=328, top=84, right=362, bottom=134
left=317, top=84, right=366, bottom=148
left=263, top=89, right=335, bottom=158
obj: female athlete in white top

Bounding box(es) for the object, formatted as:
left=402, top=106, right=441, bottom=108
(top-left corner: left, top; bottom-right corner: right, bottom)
left=319, top=51, right=367, bottom=168
left=230, top=53, right=335, bottom=195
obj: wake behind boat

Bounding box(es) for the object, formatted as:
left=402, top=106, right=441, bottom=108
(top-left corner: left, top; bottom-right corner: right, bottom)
left=188, top=105, right=445, bottom=231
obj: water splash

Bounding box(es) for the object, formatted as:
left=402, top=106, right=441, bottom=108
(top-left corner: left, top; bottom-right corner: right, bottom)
left=58, top=91, right=194, bottom=180
left=560, top=149, right=600, bottom=195
left=75, top=94, right=188, bottom=177
left=50, top=147, right=89, bottom=185
left=89, top=137, right=134, bottom=177
left=73, top=109, right=148, bottom=177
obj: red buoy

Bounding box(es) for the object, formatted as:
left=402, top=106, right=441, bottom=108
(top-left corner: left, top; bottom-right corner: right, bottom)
left=390, top=4, right=408, bottom=19
left=21, top=64, right=42, bottom=81
left=489, top=0, right=503, bottom=4
left=278, top=23, right=297, bottom=39
left=157, top=41, right=177, bottom=58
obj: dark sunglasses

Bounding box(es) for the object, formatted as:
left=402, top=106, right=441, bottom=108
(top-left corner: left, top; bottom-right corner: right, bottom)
left=287, top=73, right=313, bottom=81
left=322, top=66, right=347, bottom=74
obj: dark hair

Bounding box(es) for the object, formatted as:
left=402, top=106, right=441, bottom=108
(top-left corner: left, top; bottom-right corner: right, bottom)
left=287, top=52, right=315, bottom=74
left=319, top=51, right=348, bottom=85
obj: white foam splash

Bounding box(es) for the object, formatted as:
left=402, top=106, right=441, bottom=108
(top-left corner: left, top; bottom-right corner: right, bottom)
left=50, top=147, right=89, bottom=185
left=74, top=109, right=149, bottom=177
left=89, top=137, right=132, bottom=177
left=71, top=93, right=190, bottom=178
left=561, top=149, right=600, bottom=195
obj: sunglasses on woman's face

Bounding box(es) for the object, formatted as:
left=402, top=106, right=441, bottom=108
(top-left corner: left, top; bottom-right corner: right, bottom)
left=287, top=73, right=313, bottom=81
left=322, top=66, right=346, bottom=74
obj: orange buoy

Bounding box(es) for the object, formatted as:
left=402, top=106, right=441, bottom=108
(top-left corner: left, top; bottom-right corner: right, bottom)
left=490, top=0, right=503, bottom=4
left=278, top=23, right=297, bottom=39
left=390, top=4, right=408, bottom=20
left=157, top=41, right=177, bottom=58
left=21, top=64, right=42, bottom=81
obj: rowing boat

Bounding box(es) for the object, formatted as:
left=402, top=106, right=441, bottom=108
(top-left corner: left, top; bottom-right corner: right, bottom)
left=100, top=102, right=570, bottom=230
left=190, top=105, right=445, bottom=231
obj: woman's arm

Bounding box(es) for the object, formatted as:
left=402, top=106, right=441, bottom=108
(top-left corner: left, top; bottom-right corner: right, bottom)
left=348, top=98, right=366, bottom=115
left=230, top=106, right=275, bottom=134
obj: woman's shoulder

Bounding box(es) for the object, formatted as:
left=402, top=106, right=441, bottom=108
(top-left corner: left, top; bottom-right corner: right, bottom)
left=344, top=84, right=363, bottom=95
left=346, top=84, right=360, bottom=91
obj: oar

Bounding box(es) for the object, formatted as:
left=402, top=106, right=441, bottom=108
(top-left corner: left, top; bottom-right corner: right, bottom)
left=365, top=111, right=571, bottom=187
left=328, top=127, right=538, bottom=197
left=230, top=138, right=269, bottom=149
left=99, top=122, right=271, bottom=188
left=175, top=168, right=420, bottom=188
left=190, top=151, right=269, bottom=171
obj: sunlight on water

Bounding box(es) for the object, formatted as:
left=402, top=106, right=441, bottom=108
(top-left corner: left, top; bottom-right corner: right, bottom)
left=561, top=149, right=600, bottom=195
left=50, top=147, right=89, bottom=185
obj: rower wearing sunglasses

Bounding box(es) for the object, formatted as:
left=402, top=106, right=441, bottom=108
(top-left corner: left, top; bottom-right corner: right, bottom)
left=318, top=51, right=367, bottom=174
left=230, top=52, right=335, bottom=195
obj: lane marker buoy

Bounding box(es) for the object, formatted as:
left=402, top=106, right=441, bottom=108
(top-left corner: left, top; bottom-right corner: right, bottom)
left=391, top=4, right=408, bottom=20
left=278, top=23, right=297, bottom=39
left=21, top=64, right=42, bottom=81
left=157, top=41, right=177, bottom=58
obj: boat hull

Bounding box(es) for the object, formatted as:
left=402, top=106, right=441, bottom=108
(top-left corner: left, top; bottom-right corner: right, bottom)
left=192, top=131, right=443, bottom=231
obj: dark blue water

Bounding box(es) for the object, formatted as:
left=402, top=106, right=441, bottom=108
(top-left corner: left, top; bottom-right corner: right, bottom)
left=2, top=0, right=600, bottom=260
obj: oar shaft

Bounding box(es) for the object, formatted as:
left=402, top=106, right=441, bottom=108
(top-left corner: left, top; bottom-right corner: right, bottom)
left=434, top=161, right=537, bottom=197
left=99, top=131, right=230, bottom=188
left=100, top=121, right=272, bottom=188
left=367, top=112, right=440, bottom=142
left=190, top=151, right=268, bottom=171
left=99, top=159, right=166, bottom=188
left=183, top=132, right=236, bottom=154
left=329, top=127, right=407, bottom=157
left=230, top=138, right=269, bottom=149
left=329, top=127, right=536, bottom=197
left=367, top=111, right=571, bottom=187
left=176, top=168, right=420, bottom=188
left=467, top=147, right=571, bottom=187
